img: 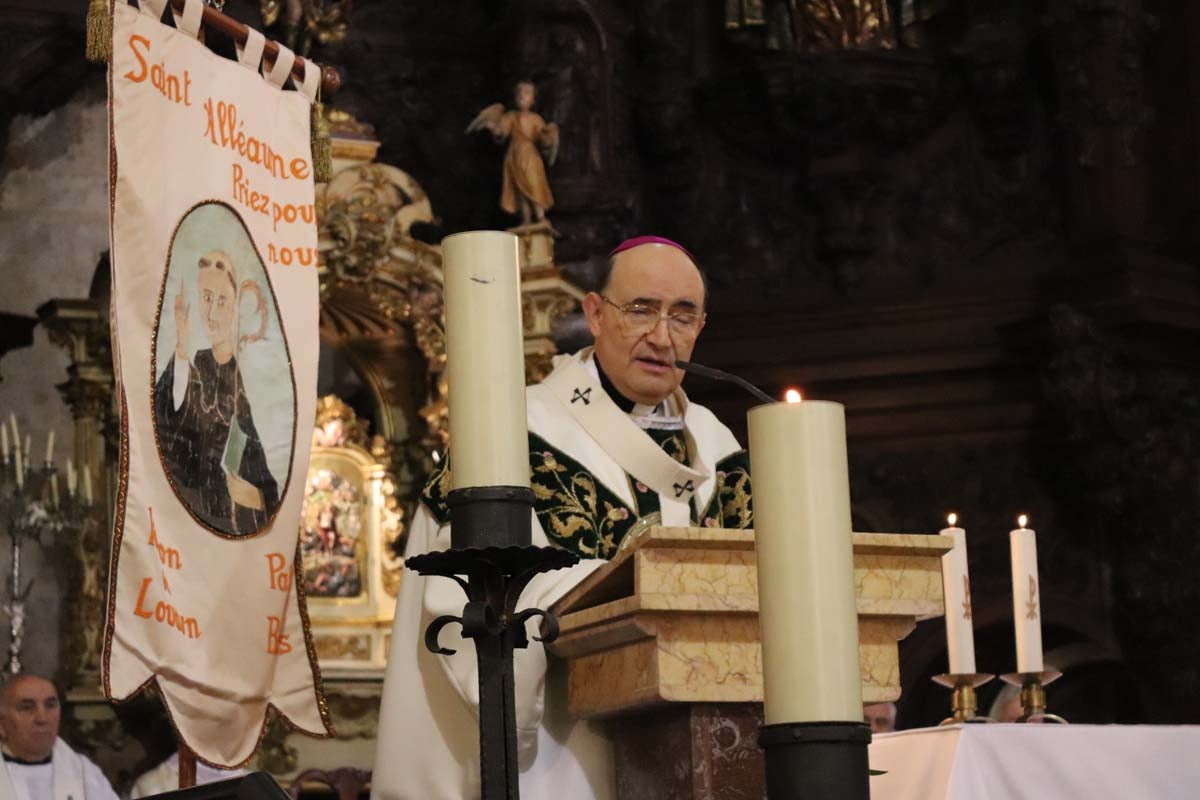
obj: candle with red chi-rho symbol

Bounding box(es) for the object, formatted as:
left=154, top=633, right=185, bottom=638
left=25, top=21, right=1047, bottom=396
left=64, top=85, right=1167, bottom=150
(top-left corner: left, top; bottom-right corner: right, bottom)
left=940, top=513, right=976, bottom=674
left=1009, top=514, right=1044, bottom=673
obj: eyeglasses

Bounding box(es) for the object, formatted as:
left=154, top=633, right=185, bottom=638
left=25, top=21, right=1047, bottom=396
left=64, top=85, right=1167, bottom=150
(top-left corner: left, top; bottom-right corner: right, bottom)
left=600, top=295, right=705, bottom=337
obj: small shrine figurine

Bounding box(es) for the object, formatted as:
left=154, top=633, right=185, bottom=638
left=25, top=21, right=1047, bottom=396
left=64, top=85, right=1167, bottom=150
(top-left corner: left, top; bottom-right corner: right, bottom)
left=467, top=81, right=560, bottom=224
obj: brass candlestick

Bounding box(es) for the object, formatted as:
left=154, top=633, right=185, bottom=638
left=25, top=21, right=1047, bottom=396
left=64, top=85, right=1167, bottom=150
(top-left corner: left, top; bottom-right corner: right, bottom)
left=1000, top=670, right=1067, bottom=724
left=932, top=673, right=995, bottom=725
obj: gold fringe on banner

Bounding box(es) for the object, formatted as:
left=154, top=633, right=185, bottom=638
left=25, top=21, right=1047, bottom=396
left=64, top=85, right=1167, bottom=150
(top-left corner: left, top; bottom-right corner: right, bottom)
left=311, top=100, right=332, bottom=183
left=86, top=0, right=113, bottom=63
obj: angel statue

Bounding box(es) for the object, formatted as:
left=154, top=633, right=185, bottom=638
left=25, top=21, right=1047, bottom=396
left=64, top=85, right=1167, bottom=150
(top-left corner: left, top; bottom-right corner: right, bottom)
left=467, top=81, right=560, bottom=225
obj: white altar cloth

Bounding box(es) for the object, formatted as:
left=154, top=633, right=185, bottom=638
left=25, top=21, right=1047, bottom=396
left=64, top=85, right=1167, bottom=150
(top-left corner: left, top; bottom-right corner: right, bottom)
left=869, top=723, right=1200, bottom=799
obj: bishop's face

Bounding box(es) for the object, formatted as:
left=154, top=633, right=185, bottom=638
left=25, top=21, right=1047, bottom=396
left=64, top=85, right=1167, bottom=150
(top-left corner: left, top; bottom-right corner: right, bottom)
left=197, top=252, right=237, bottom=358
left=583, top=244, right=707, bottom=406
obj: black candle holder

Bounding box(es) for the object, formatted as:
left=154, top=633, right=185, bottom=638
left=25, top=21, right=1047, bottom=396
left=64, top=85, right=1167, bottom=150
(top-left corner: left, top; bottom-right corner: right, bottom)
left=760, top=720, right=872, bottom=800
left=405, top=485, right=579, bottom=800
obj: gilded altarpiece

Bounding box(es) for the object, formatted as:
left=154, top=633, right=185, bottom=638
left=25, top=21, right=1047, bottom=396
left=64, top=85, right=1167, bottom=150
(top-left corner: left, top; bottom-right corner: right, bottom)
left=302, top=396, right=403, bottom=672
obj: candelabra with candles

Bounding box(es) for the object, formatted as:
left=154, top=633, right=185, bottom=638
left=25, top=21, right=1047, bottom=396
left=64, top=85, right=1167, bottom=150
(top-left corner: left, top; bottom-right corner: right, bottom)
left=0, top=416, right=95, bottom=674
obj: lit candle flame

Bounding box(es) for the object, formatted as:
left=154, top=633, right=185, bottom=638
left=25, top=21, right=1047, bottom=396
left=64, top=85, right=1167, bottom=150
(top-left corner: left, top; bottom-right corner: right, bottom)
left=784, top=388, right=802, bottom=403
left=1018, top=514, right=1028, bottom=529
left=947, top=512, right=958, bottom=527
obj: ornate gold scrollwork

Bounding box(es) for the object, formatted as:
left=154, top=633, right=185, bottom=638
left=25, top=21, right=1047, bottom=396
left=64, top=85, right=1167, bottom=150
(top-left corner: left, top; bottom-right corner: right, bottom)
left=259, top=0, right=351, bottom=55
left=726, top=0, right=896, bottom=51
left=315, top=160, right=585, bottom=452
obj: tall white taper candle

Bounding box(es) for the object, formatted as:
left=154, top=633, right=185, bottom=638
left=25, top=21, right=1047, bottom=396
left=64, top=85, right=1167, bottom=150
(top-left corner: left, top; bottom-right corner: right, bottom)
left=1010, top=515, right=1044, bottom=673
left=0, top=423, right=7, bottom=459
left=13, top=443, right=22, bottom=490
left=442, top=230, right=529, bottom=490
left=749, top=397, right=862, bottom=724
left=67, top=459, right=77, bottom=496
left=940, top=513, right=976, bottom=674
left=83, top=465, right=93, bottom=506
left=45, top=430, right=54, bottom=464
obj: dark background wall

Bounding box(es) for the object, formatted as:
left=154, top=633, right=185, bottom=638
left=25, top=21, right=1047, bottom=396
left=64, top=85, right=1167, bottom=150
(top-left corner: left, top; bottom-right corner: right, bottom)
left=3, top=0, right=1198, bottom=726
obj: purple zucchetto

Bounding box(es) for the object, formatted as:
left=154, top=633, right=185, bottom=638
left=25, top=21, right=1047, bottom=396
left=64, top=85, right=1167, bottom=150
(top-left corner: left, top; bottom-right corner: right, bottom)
left=608, top=235, right=697, bottom=264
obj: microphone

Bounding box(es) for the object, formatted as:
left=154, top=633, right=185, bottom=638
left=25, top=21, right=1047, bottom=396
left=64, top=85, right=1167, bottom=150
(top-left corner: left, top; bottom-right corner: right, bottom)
left=675, top=359, right=775, bottom=405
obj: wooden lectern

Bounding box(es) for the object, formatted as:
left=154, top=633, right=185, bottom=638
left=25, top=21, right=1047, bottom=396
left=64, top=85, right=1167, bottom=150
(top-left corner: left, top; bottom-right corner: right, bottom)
left=548, top=526, right=952, bottom=799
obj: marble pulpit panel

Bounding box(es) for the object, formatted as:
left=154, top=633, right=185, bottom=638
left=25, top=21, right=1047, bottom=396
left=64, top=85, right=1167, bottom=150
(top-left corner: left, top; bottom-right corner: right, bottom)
left=550, top=527, right=952, bottom=719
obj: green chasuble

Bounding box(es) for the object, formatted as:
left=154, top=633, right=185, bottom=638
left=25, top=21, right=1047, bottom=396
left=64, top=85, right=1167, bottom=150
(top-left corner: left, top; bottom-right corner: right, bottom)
left=420, top=430, right=752, bottom=560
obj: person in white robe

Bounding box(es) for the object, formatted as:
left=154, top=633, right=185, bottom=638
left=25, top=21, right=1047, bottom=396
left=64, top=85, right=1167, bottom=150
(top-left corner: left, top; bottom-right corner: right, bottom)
left=372, top=236, right=754, bottom=800
left=0, top=674, right=118, bottom=800
left=128, top=751, right=250, bottom=798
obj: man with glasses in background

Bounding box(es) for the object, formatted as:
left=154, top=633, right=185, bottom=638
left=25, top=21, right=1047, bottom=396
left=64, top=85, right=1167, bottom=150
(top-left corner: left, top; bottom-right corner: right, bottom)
left=374, top=236, right=754, bottom=800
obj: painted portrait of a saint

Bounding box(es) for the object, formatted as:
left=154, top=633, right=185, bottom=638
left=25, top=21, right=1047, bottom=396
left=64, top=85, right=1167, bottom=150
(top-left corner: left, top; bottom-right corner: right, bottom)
left=153, top=202, right=295, bottom=536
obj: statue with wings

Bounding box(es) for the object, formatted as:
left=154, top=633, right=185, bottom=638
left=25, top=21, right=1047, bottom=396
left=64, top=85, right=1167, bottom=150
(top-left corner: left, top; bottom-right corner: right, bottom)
left=466, top=81, right=560, bottom=225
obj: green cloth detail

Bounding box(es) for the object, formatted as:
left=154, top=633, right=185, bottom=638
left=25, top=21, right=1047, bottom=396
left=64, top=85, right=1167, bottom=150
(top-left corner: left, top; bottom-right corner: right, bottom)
left=527, top=433, right=636, bottom=558
left=699, top=449, right=754, bottom=530
left=624, top=428, right=688, bottom=523
left=419, top=433, right=753, bottom=559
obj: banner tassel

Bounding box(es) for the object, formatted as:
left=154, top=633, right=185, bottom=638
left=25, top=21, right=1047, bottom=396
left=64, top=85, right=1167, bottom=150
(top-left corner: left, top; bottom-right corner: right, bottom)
left=311, top=101, right=333, bottom=183
left=85, top=0, right=112, bottom=64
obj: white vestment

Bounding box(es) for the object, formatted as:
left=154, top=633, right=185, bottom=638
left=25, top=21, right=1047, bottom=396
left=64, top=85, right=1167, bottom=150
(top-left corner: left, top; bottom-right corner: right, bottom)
left=129, top=752, right=250, bottom=798
left=0, top=739, right=118, bottom=800
left=372, top=350, right=751, bottom=800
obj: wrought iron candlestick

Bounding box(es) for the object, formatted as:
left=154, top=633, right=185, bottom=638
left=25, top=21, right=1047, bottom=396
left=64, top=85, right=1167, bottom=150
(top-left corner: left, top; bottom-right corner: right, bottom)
left=1001, top=670, right=1068, bottom=723
left=1, top=452, right=93, bottom=674
left=932, top=672, right=996, bottom=725
left=406, top=486, right=578, bottom=799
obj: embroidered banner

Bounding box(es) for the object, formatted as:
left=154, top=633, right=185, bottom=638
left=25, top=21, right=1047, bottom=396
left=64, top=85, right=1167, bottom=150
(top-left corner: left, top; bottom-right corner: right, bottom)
left=103, top=0, right=331, bottom=766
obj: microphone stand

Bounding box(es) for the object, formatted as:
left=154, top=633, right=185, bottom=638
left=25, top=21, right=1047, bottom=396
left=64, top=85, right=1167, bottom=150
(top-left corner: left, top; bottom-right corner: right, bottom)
left=675, top=359, right=775, bottom=404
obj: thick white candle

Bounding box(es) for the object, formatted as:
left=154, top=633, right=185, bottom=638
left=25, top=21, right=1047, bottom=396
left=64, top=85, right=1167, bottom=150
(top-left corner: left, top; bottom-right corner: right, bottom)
left=442, top=230, right=529, bottom=490
left=940, top=513, right=976, bottom=674
left=45, top=430, right=54, bottom=464
left=1, top=422, right=8, bottom=459
left=13, top=444, right=23, bottom=490
left=1010, top=515, right=1044, bottom=673
left=83, top=465, right=94, bottom=506
left=749, top=398, right=862, bottom=724
left=67, top=458, right=77, bottom=496
left=8, top=413, right=17, bottom=447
